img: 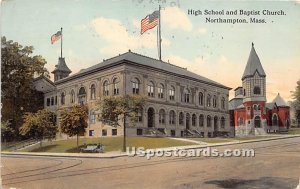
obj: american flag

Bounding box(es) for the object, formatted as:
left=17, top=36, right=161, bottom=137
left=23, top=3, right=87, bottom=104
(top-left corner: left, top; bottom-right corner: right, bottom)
left=51, top=31, right=62, bottom=44
left=141, top=10, right=159, bottom=34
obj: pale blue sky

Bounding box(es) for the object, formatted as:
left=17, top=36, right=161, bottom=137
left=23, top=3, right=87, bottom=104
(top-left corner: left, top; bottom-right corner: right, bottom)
left=2, top=0, right=300, bottom=101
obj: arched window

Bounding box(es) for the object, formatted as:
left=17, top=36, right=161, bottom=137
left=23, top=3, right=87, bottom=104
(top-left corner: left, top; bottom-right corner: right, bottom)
left=221, top=117, right=225, bottom=128
left=60, top=92, right=65, bottom=105
left=199, top=114, right=204, bottom=127
left=179, top=112, right=184, bottom=125
left=253, top=104, right=257, bottom=111
left=207, top=115, right=211, bottom=127
left=207, top=94, right=211, bottom=107
left=253, top=86, right=261, bottom=95
left=221, top=97, right=225, bottom=109
left=214, top=116, right=218, bottom=128
left=272, top=114, right=278, bottom=126
left=238, top=117, right=244, bottom=126
left=192, top=114, right=196, bottom=126
left=90, top=84, right=96, bottom=100
left=159, top=109, right=165, bottom=124
left=199, top=92, right=204, bottom=105
left=132, top=78, right=140, bottom=94
left=103, top=81, right=109, bottom=96
left=70, top=90, right=75, bottom=103
left=78, top=87, right=86, bottom=105
left=213, top=95, right=217, bottom=108
left=183, top=88, right=190, bottom=103
left=169, top=86, right=175, bottom=101
left=147, top=81, right=154, bottom=97
left=169, top=110, right=176, bottom=125
left=90, top=110, right=96, bottom=124
left=113, top=78, right=119, bottom=95
left=158, top=84, right=164, bottom=98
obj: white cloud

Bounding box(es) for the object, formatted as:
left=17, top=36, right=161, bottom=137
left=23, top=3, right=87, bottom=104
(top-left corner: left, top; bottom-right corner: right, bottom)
left=198, top=27, right=207, bottom=34
left=91, top=17, right=170, bottom=56
left=162, top=7, right=193, bottom=32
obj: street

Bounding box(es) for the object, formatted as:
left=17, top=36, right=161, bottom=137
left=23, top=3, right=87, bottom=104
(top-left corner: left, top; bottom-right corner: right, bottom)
left=1, top=137, right=300, bottom=189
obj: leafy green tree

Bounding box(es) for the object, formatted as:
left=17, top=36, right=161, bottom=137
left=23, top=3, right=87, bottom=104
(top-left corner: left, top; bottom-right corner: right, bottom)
left=19, top=109, right=58, bottom=146
left=1, top=37, right=49, bottom=137
left=291, top=79, right=300, bottom=127
left=1, top=120, right=15, bottom=143
left=98, top=95, right=146, bottom=151
left=60, top=105, right=88, bottom=149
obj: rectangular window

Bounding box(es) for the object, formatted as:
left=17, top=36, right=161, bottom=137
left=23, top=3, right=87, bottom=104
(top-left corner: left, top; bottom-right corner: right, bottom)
left=169, top=89, right=175, bottom=101
left=55, top=96, right=57, bottom=105
left=136, top=110, right=143, bottom=122
left=89, top=130, right=95, bottom=136
left=171, top=130, right=175, bottom=137
left=51, top=97, right=54, bottom=106
left=158, top=87, right=164, bottom=98
left=137, top=129, right=143, bottom=136
left=90, top=113, right=96, bottom=124
left=112, top=129, right=117, bottom=136
left=47, top=98, right=50, bottom=106
left=208, top=132, right=212, bottom=138
left=148, top=85, right=154, bottom=97
left=102, top=129, right=107, bottom=136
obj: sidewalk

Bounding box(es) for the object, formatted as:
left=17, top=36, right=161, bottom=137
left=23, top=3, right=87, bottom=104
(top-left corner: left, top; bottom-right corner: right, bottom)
left=2, top=134, right=299, bottom=159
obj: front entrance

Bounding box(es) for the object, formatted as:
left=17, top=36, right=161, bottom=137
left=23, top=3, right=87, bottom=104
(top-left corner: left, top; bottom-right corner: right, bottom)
left=254, top=116, right=261, bottom=128
left=147, top=107, right=155, bottom=128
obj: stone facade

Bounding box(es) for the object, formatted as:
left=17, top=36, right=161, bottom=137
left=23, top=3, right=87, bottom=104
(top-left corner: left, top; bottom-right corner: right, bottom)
left=36, top=51, right=231, bottom=138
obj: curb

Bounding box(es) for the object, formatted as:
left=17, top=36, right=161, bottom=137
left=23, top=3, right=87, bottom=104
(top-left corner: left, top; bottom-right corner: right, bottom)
left=2, top=135, right=299, bottom=159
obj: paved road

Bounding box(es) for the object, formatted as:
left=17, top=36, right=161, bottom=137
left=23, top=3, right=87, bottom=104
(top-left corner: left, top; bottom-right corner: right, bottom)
left=1, top=137, right=300, bottom=189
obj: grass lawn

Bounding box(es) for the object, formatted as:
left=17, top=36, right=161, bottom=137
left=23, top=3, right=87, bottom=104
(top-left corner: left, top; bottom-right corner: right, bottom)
left=288, top=127, right=300, bottom=135
left=189, top=138, right=237, bottom=143
left=190, top=135, right=277, bottom=143
left=19, top=137, right=196, bottom=153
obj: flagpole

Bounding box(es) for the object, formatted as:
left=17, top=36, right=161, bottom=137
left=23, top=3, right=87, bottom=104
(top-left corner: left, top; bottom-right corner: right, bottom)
left=61, top=27, right=63, bottom=58
left=158, top=5, right=162, bottom=61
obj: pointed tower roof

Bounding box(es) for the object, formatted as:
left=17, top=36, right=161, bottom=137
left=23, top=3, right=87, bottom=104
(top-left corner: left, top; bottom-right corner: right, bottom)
left=242, top=43, right=266, bottom=80
left=51, top=57, right=72, bottom=74
left=272, top=93, right=289, bottom=107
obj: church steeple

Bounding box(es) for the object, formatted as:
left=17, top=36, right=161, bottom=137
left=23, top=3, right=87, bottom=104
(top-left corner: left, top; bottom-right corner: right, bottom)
left=51, top=57, right=72, bottom=81
left=242, top=43, right=266, bottom=80
left=242, top=43, right=266, bottom=103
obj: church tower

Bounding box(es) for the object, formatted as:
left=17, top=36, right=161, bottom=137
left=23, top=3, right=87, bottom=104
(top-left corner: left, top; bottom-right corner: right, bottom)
left=51, top=57, right=72, bottom=81
left=242, top=43, right=267, bottom=128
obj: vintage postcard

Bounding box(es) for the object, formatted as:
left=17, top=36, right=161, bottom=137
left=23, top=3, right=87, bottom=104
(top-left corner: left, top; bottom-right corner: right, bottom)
left=1, top=0, right=300, bottom=188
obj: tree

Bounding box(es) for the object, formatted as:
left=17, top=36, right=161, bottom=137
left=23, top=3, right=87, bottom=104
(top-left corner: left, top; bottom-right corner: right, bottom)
left=98, top=95, right=146, bottom=152
left=60, top=105, right=88, bottom=149
left=1, top=37, right=49, bottom=138
left=19, top=109, right=58, bottom=146
left=291, top=79, right=300, bottom=127
left=1, top=120, right=15, bottom=143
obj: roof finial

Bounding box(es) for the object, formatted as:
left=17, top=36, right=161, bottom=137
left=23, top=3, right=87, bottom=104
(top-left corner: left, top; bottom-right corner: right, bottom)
left=252, top=42, right=254, bottom=47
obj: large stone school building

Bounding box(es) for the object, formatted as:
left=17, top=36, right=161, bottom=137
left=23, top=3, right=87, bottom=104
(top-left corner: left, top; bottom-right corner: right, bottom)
left=34, top=50, right=231, bottom=138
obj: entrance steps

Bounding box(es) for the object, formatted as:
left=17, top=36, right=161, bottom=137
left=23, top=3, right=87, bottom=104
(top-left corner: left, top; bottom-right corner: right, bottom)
left=255, top=128, right=267, bottom=135
left=145, top=128, right=166, bottom=137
